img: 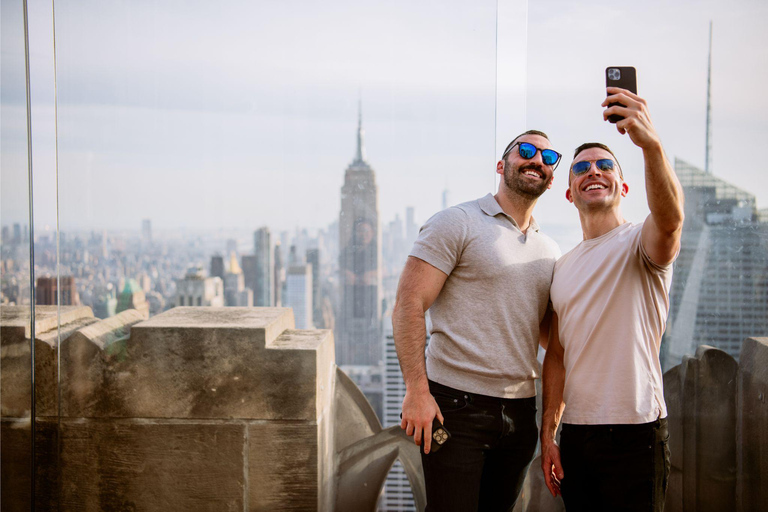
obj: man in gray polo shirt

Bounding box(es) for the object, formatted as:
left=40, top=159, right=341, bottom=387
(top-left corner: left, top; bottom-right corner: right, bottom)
left=393, top=130, right=561, bottom=511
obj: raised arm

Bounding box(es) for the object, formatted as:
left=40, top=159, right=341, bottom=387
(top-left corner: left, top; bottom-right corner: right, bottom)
left=392, top=255, right=449, bottom=454
left=603, top=87, right=685, bottom=265
left=540, top=311, right=566, bottom=497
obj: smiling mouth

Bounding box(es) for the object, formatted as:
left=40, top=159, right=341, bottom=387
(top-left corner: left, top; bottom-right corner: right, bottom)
left=584, top=183, right=606, bottom=191
left=522, top=169, right=543, bottom=179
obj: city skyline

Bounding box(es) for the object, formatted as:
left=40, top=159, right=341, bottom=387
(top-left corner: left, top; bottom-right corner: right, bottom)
left=2, top=0, right=767, bottom=236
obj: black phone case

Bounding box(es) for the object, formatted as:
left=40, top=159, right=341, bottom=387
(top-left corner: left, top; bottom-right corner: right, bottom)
left=428, top=417, right=451, bottom=453
left=606, top=67, right=637, bottom=123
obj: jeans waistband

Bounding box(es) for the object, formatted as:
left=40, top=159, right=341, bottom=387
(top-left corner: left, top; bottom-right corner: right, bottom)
left=562, top=417, right=667, bottom=433
left=428, top=379, right=536, bottom=405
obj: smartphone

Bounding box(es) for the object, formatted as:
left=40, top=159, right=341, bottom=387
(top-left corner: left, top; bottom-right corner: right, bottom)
left=427, top=417, right=451, bottom=453
left=605, top=67, right=637, bottom=123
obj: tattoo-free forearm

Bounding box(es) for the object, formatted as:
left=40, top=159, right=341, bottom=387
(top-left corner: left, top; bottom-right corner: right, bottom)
left=541, top=345, right=566, bottom=443
left=392, top=296, right=430, bottom=393
left=643, top=142, right=684, bottom=233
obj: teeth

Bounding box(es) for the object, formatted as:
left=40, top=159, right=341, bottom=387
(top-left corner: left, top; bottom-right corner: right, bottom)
left=523, top=171, right=541, bottom=178
left=585, top=184, right=606, bottom=191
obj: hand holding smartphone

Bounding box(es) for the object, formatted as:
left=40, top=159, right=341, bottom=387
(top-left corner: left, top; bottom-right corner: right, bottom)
left=605, top=67, right=637, bottom=123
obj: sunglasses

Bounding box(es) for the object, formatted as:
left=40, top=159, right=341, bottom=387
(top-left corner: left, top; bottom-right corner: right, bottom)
left=503, top=142, right=562, bottom=168
left=571, top=159, right=616, bottom=175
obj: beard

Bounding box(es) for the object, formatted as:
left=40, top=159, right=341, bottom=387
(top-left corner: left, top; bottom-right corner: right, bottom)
left=503, top=160, right=550, bottom=199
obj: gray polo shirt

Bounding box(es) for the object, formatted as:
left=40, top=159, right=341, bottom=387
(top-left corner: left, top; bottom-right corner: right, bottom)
left=410, top=193, right=560, bottom=398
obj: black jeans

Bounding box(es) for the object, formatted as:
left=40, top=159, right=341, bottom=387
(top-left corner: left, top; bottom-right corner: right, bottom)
left=560, top=418, right=671, bottom=512
left=420, top=380, right=538, bottom=512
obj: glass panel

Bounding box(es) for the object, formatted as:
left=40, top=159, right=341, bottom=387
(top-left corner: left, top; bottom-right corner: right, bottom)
left=1, top=0, right=34, bottom=507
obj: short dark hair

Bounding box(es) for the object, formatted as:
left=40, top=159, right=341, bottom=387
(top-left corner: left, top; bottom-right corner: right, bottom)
left=501, top=130, right=550, bottom=161
left=569, top=142, right=623, bottom=183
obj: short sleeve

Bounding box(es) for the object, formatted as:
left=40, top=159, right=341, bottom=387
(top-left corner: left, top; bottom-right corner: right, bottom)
left=409, top=206, right=469, bottom=276
left=633, top=222, right=674, bottom=275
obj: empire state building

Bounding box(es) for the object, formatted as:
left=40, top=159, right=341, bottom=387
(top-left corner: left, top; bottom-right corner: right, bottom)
left=337, top=106, right=382, bottom=366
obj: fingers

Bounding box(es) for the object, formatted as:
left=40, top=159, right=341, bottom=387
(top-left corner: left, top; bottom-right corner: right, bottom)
left=423, top=421, right=433, bottom=454
left=542, top=457, right=560, bottom=497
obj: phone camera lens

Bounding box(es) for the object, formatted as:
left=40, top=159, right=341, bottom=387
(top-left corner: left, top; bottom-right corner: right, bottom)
left=608, top=68, right=621, bottom=81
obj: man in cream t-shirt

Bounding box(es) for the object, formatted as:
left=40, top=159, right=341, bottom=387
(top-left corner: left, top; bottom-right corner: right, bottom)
left=540, top=89, right=684, bottom=512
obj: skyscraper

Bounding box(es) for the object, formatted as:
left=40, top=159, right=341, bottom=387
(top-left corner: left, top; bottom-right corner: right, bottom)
left=274, top=241, right=284, bottom=307
left=662, top=158, right=768, bottom=368
left=284, top=264, right=313, bottom=329
left=380, top=309, right=417, bottom=511
left=251, top=227, right=274, bottom=307
left=210, top=255, right=225, bottom=281
left=306, top=248, right=323, bottom=328
left=176, top=266, right=224, bottom=307
left=337, top=104, right=382, bottom=366
left=223, top=253, right=253, bottom=307
left=142, top=219, right=152, bottom=245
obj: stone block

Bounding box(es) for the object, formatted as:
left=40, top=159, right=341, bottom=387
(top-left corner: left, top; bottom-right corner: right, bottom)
left=58, top=419, right=245, bottom=511
left=0, top=417, right=59, bottom=511
left=59, top=309, right=149, bottom=417
left=1, top=305, right=96, bottom=417
left=90, top=307, right=333, bottom=420
left=248, top=422, right=318, bottom=511
left=737, top=337, right=768, bottom=512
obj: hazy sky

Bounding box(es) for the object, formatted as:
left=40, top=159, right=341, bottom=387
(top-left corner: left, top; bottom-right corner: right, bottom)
left=2, top=0, right=766, bottom=237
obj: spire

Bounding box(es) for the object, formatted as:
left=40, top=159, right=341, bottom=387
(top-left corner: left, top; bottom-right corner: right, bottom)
left=705, top=21, right=713, bottom=174
left=354, top=97, right=367, bottom=165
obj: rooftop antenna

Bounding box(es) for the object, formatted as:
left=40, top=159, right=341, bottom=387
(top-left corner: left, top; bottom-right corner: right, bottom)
left=705, top=21, right=713, bottom=174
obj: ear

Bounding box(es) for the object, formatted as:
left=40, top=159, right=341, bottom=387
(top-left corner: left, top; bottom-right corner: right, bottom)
left=621, top=182, right=629, bottom=197
left=496, top=160, right=504, bottom=175
left=565, top=188, right=573, bottom=203
left=547, top=175, right=554, bottom=190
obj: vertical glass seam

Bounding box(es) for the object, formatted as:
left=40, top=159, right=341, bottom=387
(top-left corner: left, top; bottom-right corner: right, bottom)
left=21, top=0, right=37, bottom=507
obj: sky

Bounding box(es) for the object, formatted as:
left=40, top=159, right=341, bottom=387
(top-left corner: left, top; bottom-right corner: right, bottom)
left=2, top=0, right=767, bottom=239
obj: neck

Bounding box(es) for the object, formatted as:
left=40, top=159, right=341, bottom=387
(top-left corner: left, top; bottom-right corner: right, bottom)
left=495, top=188, right=537, bottom=232
left=578, top=207, right=625, bottom=240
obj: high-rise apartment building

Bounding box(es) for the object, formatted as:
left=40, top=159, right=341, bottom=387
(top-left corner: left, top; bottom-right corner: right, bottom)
left=284, top=264, right=313, bottom=329
left=274, top=241, right=284, bottom=307
left=662, top=158, right=768, bottom=368
left=337, top=106, right=382, bottom=366
left=36, top=276, right=80, bottom=306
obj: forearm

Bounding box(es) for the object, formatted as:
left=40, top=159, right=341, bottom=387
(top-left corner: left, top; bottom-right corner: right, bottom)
left=643, top=141, right=684, bottom=232
left=541, top=350, right=566, bottom=443
left=392, top=297, right=430, bottom=393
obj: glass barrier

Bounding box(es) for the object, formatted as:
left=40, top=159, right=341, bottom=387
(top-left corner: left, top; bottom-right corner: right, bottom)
left=1, top=0, right=34, bottom=507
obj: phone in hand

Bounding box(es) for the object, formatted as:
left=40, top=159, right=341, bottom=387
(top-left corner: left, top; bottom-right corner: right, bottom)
left=605, top=67, right=637, bottom=123
left=427, top=417, right=451, bottom=453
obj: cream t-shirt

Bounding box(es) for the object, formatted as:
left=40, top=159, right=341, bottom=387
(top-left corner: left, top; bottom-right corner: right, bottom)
left=551, top=222, right=672, bottom=424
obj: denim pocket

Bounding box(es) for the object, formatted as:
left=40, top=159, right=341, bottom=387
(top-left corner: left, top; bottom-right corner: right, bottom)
left=432, top=391, right=468, bottom=413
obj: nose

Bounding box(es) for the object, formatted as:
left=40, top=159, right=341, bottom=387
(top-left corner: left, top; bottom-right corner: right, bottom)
left=587, top=162, right=601, bottom=177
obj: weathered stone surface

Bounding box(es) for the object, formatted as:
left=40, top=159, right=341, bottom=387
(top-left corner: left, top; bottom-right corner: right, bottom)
left=58, top=419, right=245, bottom=511
left=59, top=309, right=150, bottom=417
left=249, top=422, right=318, bottom=511
left=1, top=305, right=96, bottom=417
left=0, top=417, right=58, bottom=511
left=664, top=345, right=738, bottom=512
left=102, top=307, right=333, bottom=420
left=737, top=337, right=768, bottom=512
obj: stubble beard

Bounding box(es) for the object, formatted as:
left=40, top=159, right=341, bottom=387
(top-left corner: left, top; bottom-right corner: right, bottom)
left=504, top=160, right=549, bottom=200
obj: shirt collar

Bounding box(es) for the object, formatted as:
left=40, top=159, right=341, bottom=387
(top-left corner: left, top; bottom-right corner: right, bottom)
left=478, top=193, right=540, bottom=233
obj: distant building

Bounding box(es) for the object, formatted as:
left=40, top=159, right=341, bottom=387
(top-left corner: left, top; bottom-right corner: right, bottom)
left=93, top=284, right=117, bottom=319
left=284, top=265, right=313, bottom=329
left=116, top=279, right=150, bottom=319
left=306, top=248, right=323, bottom=328
left=36, top=276, right=80, bottom=306
left=175, top=266, right=224, bottom=307
left=142, top=219, right=152, bottom=245
left=252, top=227, right=273, bottom=307
left=337, top=105, right=382, bottom=366
left=274, top=241, right=284, bottom=307
left=380, top=310, right=417, bottom=511
left=210, top=255, right=225, bottom=281
left=223, top=253, right=253, bottom=307
left=662, top=158, right=768, bottom=368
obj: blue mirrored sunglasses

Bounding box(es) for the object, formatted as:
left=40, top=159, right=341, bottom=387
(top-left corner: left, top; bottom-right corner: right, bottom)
left=503, top=142, right=561, bottom=168
left=571, top=159, right=616, bottom=175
